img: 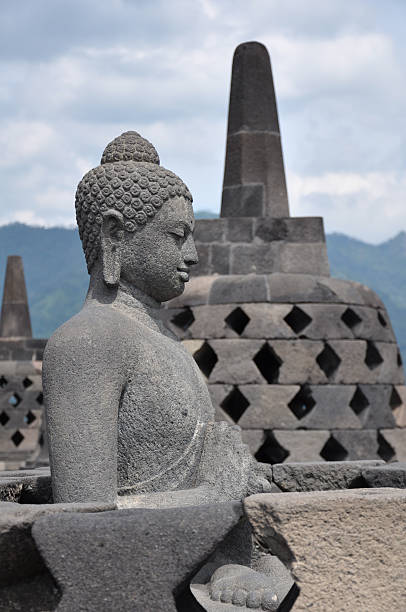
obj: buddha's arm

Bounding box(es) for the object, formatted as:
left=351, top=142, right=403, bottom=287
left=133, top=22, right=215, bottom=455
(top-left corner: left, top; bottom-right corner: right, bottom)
left=43, top=325, right=125, bottom=504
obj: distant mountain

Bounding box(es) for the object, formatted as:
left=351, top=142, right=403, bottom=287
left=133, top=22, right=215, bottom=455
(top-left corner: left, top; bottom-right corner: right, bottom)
left=0, top=221, right=405, bottom=362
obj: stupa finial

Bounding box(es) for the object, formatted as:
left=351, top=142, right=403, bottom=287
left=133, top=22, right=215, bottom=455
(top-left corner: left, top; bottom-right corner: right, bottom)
left=0, top=255, right=32, bottom=338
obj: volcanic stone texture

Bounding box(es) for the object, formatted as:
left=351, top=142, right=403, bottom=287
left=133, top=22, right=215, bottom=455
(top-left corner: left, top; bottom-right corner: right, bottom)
left=245, top=489, right=406, bottom=611
left=166, top=272, right=406, bottom=464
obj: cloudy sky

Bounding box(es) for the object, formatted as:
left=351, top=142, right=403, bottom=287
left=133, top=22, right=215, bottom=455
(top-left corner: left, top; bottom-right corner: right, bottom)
left=0, top=0, right=405, bottom=243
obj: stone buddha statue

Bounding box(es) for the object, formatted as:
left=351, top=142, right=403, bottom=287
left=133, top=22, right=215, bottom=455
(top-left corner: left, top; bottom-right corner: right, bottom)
left=43, top=131, right=271, bottom=507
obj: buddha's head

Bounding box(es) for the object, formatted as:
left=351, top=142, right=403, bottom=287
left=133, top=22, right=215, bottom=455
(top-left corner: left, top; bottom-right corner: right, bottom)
left=75, top=131, right=198, bottom=302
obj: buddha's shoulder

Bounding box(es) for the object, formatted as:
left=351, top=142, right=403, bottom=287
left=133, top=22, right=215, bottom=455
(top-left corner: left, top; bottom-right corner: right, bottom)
left=44, top=303, right=133, bottom=359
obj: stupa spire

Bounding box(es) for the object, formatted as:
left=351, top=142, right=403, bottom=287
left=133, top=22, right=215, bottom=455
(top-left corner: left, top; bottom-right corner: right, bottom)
left=0, top=255, right=32, bottom=338
left=221, top=41, right=289, bottom=218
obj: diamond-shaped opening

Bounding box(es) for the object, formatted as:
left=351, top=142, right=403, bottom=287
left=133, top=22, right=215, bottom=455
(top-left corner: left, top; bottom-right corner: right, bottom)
left=341, top=307, right=362, bottom=330
left=36, top=392, right=44, bottom=405
left=8, top=393, right=21, bottom=407
left=255, top=431, right=290, bottom=465
left=220, top=387, right=250, bottom=422
left=364, top=341, right=384, bottom=370
left=22, top=377, right=33, bottom=388
left=389, top=387, right=402, bottom=410
left=377, top=311, right=387, bottom=327
left=193, top=342, right=218, bottom=378
left=0, top=375, right=7, bottom=388
left=320, top=435, right=348, bottom=461
left=225, top=307, right=250, bottom=336
left=284, top=306, right=312, bottom=335
left=253, top=343, right=282, bottom=384
left=377, top=432, right=395, bottom=462
left=11, top=430, right=24, bottom=447
left=0, top=411, right=10, bottom=426
left=349, top=386, right=370, bottom=416
left=397, top=351, right=403, bottom=367
left=171, top=308, right=195, bottom=331
left=316, top=344, right=341, bottom=379
left=24, top=410, right=36, bottom=425
left=288, top=385, right=316, bottom=420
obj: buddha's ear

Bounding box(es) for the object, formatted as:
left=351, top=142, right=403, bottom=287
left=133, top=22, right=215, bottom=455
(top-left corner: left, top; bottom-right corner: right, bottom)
left=100, top=209, right=124, bottom=287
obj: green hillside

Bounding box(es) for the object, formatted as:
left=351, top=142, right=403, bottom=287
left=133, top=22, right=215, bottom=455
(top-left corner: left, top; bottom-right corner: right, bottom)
left=0, top=222, right=405, bottom=362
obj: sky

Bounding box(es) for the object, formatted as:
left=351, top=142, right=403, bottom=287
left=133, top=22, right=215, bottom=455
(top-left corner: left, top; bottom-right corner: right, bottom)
left=0, top=0, right=405, bottom=243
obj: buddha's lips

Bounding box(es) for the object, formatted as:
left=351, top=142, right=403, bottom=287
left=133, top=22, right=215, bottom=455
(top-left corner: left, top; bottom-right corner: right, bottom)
left=177, top=268, right=190, bottom=282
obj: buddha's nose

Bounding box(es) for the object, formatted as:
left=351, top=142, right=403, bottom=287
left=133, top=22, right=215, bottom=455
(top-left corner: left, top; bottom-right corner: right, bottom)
left=183, top=234, right=199, bottom=266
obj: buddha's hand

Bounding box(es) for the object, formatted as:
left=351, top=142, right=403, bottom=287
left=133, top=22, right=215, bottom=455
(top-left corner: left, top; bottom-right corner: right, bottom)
left=197, top=421, right=254, bottom=500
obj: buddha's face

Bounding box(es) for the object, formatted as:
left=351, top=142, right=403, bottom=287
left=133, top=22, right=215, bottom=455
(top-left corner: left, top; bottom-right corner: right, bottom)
left=119, top=196, right=198, bottom=302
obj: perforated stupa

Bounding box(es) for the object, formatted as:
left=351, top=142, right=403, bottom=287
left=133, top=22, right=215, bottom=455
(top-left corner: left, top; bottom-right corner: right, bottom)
left=165, top=41, right=406, bottom=464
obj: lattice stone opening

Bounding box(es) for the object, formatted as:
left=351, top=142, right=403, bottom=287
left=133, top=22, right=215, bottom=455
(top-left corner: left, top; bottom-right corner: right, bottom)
left=8, top=393, right=22, bottom=407
left=220, top=386, right=250, bottom=422
left=377, top=432, right=395, bottom=462
left=0, top=375, right=7, bottom=388
left=225, top=307, right=250, bottom=335
left=349, top=386, right=370, bottom=416
left=11, top=430, right=24, bottom=447
left=36, top=392, right=44, bottom=405
left=253, top=343, right=282, bottom=384
left=320, top=436, right=348, bottom=461
left=389, top=387, right=402, bottom=410
left=288, top=385, right=316, bottom=420
left=397, top=351, right=403, bottom=367
left=171, top=308, right=195, bottom=331
left=0, top=411, right=10, bottom=426
left=364, top=341, right=384, bottom=371
left=377, top=311, right=387, bottom=327
left=284, top=306, right=312, bottom=335
left=22, top=377, right=33, bottom=388
left=316, top=344, right=341, bottom=379
left=24, top=410, right=36, bottom=425
left=341, top=307, right=362, bottom=330
left=255, top=431, right=290, bottom=464
left=193, top=342, right=218, bottom=378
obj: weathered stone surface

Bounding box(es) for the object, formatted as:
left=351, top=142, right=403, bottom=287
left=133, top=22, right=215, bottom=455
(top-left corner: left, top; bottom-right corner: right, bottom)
left=0, top=255, right=32, bottom=338
left=241, top=429, right=265, bottom=455
left=361, top=463, right=406, bottom=488
left=230, top=244, right=279, bottom=275
left=245, top=488, right=406, bottom=611
left=170, top=276, right=214, bottom=307
left=194, top=219, right=226, bottom=243
left=33, top=502, right=243, bottom=612
left=272, top=460, right=384, bottom=492
left=332, top=430, right=379, bottom=460
left=391, top=385, right=406, bottom=426
left=240, top=303, right=294, bottom=339
left=212, top=244, right=230, bottom=275
left=254, top=217, right=325, bottom=244
left=266, top=340, right=326, bottom=385
left=209, top=340, right=265, bottom=384
left=380, top=429, right=406, bottom=461
left=279, top=242, right=330, bottom=276
left=237, top=385, right=300, bottom=429
left=357, top=384, right=396, bottom=428
left=210, top=275, right=268, bottom=304
left=272, top=430, right=330, bottom=462
left=300, top=385, right=361, bottom=429
left=226, top=217, right=254, bottom=242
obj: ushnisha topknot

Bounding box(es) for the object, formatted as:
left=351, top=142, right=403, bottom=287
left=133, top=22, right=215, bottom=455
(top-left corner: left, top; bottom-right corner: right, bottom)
left=75, top=131, right=193, bottom=272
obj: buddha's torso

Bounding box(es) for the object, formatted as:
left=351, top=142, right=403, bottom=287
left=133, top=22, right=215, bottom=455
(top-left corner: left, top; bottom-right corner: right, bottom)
left=91, top=301, right=215, bottom=495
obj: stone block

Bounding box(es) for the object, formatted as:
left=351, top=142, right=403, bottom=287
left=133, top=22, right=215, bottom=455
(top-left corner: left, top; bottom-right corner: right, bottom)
left=221, top=184, right=264, bottom=217
left=288, top=303, right=353, bottom=339
left=33, top=502, right=243, bottom=612
left=332, top=430, right=379, bottom=461
left=194, top=219, right=226, bottom=243
left=266, top=274, right=340, bottom=304
left=325, top=340, right=372, bottom=384
left=254, top=217, right=325, bottom=244
left=357, top=384, right=396, bottom=429
left=193, top=243, right=211, bottom=276
left=300, top=385, right=361, bottom=429
left=374, top=342, right=405, bottom=384
left=225, top=217, right=254, bottom=242
left=230, top=244, right=278, bottom=275
left=244, top=488, right=406, bottom=610
left=186, top=305, right=243, bottom=339
left=241, top=303, right=295, bottom=338
left=207, top=385, right=235, bottom=425
left=208, top=340, right=265, bottom=384
left=391, top=385, right=406, bottom=426
left=237, top=385, right=300, bottom=429
left=210, top=275, right=268, bottom=304
left=272, top=430, right=330, bottom=462
left=272, top=460, right=383, bottom=492
left=361, top=463, right=406, bottom=488
left=279, top=243, right=330, bottom=276
left=264, top=340, right=326, bottom=385
left=380, top=429, right=406, bottom=461
left=211, top=244, right=230, bottom=275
